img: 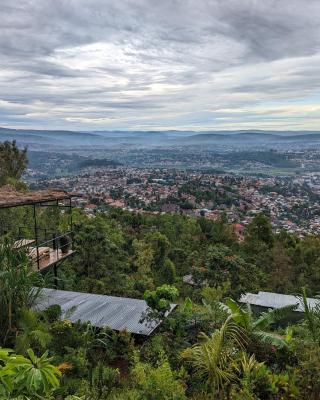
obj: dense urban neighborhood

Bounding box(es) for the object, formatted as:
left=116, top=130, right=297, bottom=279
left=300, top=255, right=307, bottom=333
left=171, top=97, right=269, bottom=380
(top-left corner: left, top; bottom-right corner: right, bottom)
left=28, top=165, right=320, bottom=237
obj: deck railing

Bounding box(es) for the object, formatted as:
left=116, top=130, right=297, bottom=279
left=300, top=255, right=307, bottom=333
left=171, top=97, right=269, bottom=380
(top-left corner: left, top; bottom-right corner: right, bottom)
left=29, top=231, right=74, bottom=270
left=1, top=225, right=74, bottom=271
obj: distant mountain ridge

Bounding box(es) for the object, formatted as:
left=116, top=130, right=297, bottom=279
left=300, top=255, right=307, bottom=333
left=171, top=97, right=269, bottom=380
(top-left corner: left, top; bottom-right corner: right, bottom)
left=0, top=127, right=101, bottom=140
left=184, top=131, right=320, bottom=142
left=1, top=127, right=320, bottom=150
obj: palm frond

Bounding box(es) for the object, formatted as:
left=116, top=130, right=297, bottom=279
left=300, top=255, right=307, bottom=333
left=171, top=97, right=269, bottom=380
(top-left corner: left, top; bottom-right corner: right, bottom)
left=218, top=301, right=231, bottom=314
left=297, top=288, right=319, bottom=343
left=181, top=316, right=246, bottom=392
left=253, top=330, right=287, bottom=348
left=32, top=329, right=52, bottom=347
left=16, top=308, right=38, bottom=331
left=235, top=352, right=265, bottom=377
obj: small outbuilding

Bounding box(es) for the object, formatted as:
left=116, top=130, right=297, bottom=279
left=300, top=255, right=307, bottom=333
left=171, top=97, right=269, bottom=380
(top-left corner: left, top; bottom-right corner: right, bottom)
left=35, top=288, right=177, bottom=336
left=240, top=291, right=319, bottom=323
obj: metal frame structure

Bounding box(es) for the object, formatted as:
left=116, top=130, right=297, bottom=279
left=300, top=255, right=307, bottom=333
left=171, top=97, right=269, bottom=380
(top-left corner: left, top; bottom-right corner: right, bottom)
left=0, top=190, right=76, bottom=285
left=29, top=197, right=74, bottom=271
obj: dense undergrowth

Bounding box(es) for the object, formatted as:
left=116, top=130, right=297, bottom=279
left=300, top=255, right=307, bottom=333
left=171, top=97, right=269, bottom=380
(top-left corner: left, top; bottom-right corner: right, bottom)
left=1, top=206, right=320, bottom=399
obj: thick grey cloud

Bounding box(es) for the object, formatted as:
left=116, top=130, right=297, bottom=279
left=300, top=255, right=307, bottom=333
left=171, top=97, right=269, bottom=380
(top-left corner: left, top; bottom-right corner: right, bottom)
left=1, top=0, right=320, bottom=130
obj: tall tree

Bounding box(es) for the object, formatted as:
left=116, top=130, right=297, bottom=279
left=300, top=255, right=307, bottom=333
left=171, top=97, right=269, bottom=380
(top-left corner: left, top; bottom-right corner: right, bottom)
left=131, top=239, right=154, bottom=291
left=148, top=231, right=170, bottom=268
left=0, top=140, right=28, bottom=187
left=195, top=244, right=260, bottom=297
left=245, top=213, right=274, bottom=248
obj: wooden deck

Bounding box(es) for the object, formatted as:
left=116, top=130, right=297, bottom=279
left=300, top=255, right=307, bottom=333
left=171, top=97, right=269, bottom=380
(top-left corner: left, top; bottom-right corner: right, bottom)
left=32, top=249, right=75, bottom=271
left=13, top=239, right=35, bottom=249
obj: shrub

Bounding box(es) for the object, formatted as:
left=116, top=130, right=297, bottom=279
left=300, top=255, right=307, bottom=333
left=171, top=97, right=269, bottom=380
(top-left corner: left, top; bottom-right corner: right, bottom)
left=132, top=357, right=186, bottom=400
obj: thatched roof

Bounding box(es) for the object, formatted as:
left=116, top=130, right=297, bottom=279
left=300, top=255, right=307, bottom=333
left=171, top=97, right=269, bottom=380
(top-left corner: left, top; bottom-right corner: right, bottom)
left=0, top=186, right=76, bottom=208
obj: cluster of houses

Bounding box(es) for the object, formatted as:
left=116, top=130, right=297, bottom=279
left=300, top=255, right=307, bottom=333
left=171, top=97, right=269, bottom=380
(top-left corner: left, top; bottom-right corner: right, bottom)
left=39, top=167, right=320, bottom=236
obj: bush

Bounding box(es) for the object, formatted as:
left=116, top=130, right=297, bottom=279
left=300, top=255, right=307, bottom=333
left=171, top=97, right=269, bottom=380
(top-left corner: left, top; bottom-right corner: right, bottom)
left=43, top=304, right=62, bottom=323
left=132, top=357, right=186, bottom=400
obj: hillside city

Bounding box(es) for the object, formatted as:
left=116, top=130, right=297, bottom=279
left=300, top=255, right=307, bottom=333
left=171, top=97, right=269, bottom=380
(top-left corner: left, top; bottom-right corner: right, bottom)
left=28, top=164, right=320, bottom=237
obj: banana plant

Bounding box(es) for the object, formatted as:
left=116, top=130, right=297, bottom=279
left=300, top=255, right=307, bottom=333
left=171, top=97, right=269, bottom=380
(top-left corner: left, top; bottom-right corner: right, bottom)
left=223, top=298, right=297, bottom=348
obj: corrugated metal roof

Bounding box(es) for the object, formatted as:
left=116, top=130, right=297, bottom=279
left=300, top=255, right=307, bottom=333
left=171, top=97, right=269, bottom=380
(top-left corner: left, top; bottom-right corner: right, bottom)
left=239, top=291, right=319, bottom=313
left=34, top=288, right=176, bottom=335
left=183, top=274, right=195, bottom=285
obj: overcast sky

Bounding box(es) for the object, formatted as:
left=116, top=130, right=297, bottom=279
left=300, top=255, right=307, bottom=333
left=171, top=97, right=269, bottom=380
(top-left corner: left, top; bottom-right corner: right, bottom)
left=1, top=0, right=320, bottom=131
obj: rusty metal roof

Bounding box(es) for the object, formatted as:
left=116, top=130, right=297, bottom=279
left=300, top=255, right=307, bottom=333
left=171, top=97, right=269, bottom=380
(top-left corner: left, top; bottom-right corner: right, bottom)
left=34, top=288, right=177, bottom=335
left=0, top=186, right=76, bottom=208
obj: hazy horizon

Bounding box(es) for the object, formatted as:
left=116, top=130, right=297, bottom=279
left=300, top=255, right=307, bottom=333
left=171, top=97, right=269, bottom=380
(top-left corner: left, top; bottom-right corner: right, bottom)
left=2, top=126, right=320, bottom=135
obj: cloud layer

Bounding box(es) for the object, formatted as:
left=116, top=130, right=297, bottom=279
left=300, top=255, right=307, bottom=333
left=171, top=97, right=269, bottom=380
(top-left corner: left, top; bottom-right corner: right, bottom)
left=1, top=0, right=320, bottom=131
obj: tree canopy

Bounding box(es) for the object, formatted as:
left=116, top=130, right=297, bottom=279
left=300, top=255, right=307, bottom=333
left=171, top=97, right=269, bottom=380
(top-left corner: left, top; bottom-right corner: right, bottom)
left=0, top=140, right=28, bottom=188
